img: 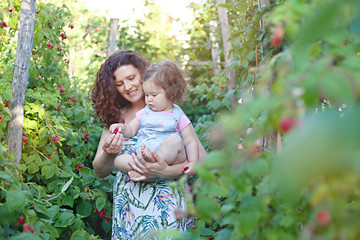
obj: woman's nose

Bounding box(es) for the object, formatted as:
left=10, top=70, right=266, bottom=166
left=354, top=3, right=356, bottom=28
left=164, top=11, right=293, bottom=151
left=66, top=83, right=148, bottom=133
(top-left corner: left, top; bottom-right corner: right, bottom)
left=124, top=80, right=131, bottom=90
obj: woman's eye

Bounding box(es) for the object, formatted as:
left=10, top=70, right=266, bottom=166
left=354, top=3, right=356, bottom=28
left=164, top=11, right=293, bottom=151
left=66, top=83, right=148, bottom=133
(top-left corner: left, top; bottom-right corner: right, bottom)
left=116, top=82, right=123, bottom=87
left=129, top=76, right=135, bottom=80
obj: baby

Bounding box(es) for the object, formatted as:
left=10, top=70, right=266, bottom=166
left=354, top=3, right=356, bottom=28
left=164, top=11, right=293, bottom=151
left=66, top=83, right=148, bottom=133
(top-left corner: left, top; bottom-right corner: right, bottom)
left=110, top=60, right=199, bottom=179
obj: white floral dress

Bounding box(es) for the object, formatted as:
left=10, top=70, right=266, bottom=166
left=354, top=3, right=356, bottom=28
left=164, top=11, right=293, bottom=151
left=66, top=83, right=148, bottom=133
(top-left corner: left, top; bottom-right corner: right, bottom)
left=111, top=136, right=190, bottom=240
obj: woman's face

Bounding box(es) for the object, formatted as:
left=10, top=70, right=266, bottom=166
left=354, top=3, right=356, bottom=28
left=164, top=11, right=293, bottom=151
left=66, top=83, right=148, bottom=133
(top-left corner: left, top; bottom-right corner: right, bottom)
left=114, top=64, right=144, bottom=104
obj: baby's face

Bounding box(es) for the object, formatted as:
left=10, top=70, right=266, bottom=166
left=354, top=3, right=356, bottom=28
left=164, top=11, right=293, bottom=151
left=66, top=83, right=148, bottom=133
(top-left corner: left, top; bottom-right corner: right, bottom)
left=143, top=81, right=173, bottom=112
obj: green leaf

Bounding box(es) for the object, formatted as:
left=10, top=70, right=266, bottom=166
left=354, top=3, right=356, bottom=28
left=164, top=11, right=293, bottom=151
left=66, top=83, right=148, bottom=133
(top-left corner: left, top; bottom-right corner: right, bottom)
left=82, top=174, right=96, bottom=186
left=27, top=162, right=40, bottom=174
left=197, top=227, right=215, bottom=236
left=23, top=118, right=38, bottom=129
left=24, top=155, right=35, bottom=164
left=238, top=209, right=262, bottom=235
left=34, top=203, right=50, bottom=217
left=42, top=164, right=58, bottom=179
left=76, top=200, right=92, bottom=218
left=61, top=176, right=73, bottom=193
left=48, top=205, right=60, bottom=220
left=204, top=151, right=228, bottom=169
left=54, top=212, right=76, bottom=227
left=95, top=197, right=106, bottom=211
left=217, top=3, right=235, bottom=10
left=6, top=190, right=28, bottom=211
left=61, top=194, right=74, bottom=207
left=44, top=224, right=59, bottom=238
left=196, top=166, right=217, bottom=182
left=196, top=195, right=220, bottom=222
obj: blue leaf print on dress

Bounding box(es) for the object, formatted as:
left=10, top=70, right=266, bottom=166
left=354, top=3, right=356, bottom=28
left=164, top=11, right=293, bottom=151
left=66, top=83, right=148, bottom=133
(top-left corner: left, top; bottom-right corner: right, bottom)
left=141, top=215, right=159, bottom=237
left=153, top=184, right=176, bottom=219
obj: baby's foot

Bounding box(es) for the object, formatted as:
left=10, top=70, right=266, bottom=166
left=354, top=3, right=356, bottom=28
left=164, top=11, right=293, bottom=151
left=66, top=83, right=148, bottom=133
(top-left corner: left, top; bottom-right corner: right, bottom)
left=141, top=144, right=155, bottom=162
left=128, top=170, right=143, bottom=181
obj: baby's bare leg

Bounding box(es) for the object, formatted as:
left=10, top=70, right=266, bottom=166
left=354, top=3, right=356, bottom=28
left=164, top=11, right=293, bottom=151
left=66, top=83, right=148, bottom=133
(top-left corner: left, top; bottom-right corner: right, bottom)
left=157, top=133, right=186, bottom=165
left=114, top=153, right=133, bottom=172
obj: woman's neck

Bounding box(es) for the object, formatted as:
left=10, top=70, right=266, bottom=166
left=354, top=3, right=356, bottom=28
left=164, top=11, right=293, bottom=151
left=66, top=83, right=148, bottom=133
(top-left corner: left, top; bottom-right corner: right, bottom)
left=132, top=100, right=146, bottom=112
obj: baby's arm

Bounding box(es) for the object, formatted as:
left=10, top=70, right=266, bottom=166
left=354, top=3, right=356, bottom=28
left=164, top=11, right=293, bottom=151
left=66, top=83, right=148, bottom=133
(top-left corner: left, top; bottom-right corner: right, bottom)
left=109, top=118, right=140, bottom=139
left=180, top=124, right=199, bottom=176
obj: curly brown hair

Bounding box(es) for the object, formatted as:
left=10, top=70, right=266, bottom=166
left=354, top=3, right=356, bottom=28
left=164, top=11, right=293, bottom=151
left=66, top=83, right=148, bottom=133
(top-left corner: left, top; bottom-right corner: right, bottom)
left=142, top=60, right=187, bottom=102
left=91, top=50, right=149, bottom=128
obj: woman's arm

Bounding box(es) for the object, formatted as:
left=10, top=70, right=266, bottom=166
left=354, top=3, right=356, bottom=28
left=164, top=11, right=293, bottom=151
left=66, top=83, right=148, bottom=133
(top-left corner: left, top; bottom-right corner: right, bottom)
left=93, top=127, right=125, bottom=178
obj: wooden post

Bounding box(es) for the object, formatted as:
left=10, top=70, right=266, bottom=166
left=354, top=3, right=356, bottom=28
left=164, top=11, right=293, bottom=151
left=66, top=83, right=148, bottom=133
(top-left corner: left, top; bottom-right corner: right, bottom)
left=106, top=18, right=119, bottom=58
left=217, top=0, right=236, bottom=105
left=256, top=0, right=278, bottom=153
left=7, top=0, right=36, bottom=164
left=209, top=20, right=221, bottom=75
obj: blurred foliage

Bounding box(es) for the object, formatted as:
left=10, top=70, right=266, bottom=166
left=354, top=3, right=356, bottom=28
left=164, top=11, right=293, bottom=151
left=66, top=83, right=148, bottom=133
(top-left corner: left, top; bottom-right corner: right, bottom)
left=0, top=0, right=112, bottom=239
left=173, top=0, right=360, bottom=239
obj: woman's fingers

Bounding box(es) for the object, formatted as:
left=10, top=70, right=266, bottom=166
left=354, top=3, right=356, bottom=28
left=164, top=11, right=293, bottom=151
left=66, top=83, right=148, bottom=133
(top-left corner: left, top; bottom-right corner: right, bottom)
left=103, top=133, right=124, bottom=154
left=128, top=153, right=146, bottom=174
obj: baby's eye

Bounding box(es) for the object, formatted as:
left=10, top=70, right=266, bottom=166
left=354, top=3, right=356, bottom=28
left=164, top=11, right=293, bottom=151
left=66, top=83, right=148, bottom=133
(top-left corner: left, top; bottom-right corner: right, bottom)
left=152, top=94, right=157, bottom=97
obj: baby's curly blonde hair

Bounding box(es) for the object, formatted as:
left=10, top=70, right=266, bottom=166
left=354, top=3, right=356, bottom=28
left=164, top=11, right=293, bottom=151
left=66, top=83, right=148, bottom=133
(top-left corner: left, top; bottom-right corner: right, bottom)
left=142, top=60, right=187, bottom=102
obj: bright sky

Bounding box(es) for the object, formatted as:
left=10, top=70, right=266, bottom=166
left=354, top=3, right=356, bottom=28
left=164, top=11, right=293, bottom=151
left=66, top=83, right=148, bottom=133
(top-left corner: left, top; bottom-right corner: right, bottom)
left=84, top=0, right=201, bottom=24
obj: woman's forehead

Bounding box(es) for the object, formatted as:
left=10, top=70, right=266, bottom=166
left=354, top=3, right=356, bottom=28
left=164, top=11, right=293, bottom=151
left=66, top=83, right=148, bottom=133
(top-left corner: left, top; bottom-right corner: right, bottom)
left=114, top=65, right=139, bottom=80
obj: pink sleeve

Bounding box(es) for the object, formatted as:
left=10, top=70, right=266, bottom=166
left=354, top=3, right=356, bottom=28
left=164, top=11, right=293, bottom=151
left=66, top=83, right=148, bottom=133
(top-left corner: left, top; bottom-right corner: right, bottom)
left=176, top=113, right=191, bottom=132
left=136, top=108, right=145, bottom=121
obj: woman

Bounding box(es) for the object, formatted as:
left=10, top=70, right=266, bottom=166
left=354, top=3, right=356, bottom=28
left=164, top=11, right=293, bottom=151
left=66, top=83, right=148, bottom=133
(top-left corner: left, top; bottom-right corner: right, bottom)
left=91, top=50, right=207, bottom=239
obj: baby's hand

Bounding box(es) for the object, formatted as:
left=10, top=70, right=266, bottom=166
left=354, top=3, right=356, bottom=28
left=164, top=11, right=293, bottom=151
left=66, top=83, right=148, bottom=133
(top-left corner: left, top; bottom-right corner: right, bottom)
left=109, top=123, right=123, bottom=134
left=183, top=162, right=196, bottom=177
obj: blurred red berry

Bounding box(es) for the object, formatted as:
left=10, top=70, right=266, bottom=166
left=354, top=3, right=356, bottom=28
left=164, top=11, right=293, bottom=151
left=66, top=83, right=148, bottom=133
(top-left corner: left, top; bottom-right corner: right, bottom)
left=22, top=136, right=28, bottom=143
left=271, top=36, right=282, bottom=47
left=280, top=117, right=296, bottom=133
left=84, top=133, right=89, bottom=141
left=18, top=217, right=25, bottom=225
left=273, top=26, right=285, bottom=39
left=220, top=85, right=224, bottom=90
left=4, top=102, right=9, bottom=107
left=317, top=211, right=331, bottom=227
left=56, top=104, right=61, bottom=111
left=113, top=128, right=119, bottom=134
left=30, top=227, right=34, bottom=233
left=23, top=224, right=30, bottom=232
left=22, top=132, right=26, bottom=136
left=2, top=22, right=7, bottom=28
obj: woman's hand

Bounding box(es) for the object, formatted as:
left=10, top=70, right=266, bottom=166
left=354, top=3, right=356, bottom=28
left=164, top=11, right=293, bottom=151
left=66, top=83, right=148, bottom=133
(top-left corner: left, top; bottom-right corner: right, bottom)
left=128, top=150, right=186, bottom=181
left=127, top=151, right=169, bottom=181
left=102, top=132, right=124, bottom=155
